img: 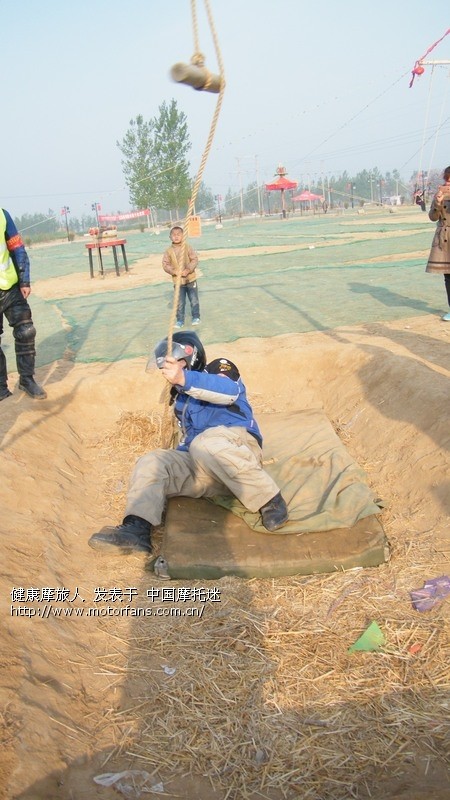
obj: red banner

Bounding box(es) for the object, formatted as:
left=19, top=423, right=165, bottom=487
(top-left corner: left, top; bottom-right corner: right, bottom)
left=98, top=210, right=150, bottom=222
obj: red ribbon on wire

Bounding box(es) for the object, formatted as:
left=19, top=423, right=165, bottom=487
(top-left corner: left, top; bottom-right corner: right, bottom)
left=409, top=28, right=450, bottom=87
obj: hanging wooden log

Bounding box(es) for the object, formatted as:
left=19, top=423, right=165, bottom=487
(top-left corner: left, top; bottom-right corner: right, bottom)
left=170, top=62, right=222, bottom=93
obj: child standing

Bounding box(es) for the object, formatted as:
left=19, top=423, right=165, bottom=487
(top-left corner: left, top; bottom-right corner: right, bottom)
left=162, top=226, right=201, bottom=327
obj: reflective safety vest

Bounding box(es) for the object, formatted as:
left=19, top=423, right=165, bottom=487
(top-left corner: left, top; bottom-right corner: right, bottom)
left=0, top=209, right=19, bottom=290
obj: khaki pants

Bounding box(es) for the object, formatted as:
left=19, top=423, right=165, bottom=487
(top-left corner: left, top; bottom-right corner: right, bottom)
left=125, top=426, right=279, bottom=525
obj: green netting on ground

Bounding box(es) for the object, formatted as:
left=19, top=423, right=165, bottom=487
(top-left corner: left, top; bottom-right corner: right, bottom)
left=1, top=294, right=64, bottom=368
left=29, top=209, right=432, bottom=282
left=182, top=211, right=431, bottom=250
left=188, top=215, right=429, bottom=252
left=201, top=232, right=431, bottom=274
left=25, top=209, right=443, bottom=367
left=33, top=258, right=444, bottom=367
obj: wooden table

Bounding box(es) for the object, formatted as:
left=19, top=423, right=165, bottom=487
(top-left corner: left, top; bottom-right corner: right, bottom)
left=85, top=238, right=129, bottom=278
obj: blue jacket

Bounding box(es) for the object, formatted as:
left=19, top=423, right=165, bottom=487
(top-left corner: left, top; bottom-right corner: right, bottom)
left=173, top=369, right=262, bottom=452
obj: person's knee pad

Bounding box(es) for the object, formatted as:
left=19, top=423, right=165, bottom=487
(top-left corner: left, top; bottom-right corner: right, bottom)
left=14, top=321, right=36, bottom=344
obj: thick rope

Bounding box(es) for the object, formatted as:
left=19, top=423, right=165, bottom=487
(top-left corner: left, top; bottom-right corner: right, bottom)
left=409, top=28, right=450, bottom=88
left=427, top=68, right=450, bottom=178
left=191, top=0, right=201, bottom=59
left=160, top=0, right=226, bottom=447
left=415, top=65, right=435, bottom=193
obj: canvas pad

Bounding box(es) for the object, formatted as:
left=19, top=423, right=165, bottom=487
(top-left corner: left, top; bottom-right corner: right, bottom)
left=161, top=410, right=387, bottom=579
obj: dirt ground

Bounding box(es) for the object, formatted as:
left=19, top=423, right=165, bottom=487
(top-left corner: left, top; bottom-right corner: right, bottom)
left=0, top=235, right=449, bottom=799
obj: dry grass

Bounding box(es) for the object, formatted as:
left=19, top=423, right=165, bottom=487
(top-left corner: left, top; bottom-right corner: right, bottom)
left=95, top=572, right=449, bottom=800
left=87, top=412, right=450, bottom=799
left=94, top=410, right=166, bottom=516
left=101, top=409, right=165, bottom=454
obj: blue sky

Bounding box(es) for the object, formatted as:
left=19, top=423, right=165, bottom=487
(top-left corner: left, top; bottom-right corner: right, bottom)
left=3, top=0, right=450, bottom=219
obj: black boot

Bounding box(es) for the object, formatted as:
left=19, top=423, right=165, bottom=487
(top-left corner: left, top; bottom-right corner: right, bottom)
left=259, top=492, right=289, bottom=532
left=0, top=343, right=12, bottom=400
left=88, top=515, right=153, bottom=554
left=18, top=376, right=47, bottom=399
left=16, top=351, right=47, bottom=399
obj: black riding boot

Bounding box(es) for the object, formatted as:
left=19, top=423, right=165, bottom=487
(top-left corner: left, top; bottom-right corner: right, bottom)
left=88, top=515, right=153, bottom=554
left=16, top=350, right=47, bottom=399
left=259, top=492, right=289, bottom=532
left=0, top=343, right=12, bottom=400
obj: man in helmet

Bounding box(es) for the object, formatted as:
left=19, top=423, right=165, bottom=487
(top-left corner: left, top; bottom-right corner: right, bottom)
left=0, top=207, right=46, bottom=400
left=88, top=332, right=288, bottom=554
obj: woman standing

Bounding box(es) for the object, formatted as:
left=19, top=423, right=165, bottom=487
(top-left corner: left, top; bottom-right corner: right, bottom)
left=426, top=166, right=450, bottom=321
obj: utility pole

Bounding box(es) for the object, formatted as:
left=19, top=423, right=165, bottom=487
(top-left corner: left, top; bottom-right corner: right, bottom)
left=320, top=161, right=326, bottom=206
left=214, top=194, right=222, bottom=223
left=235, top=158, right=244, bottom=215
left=421, top=170, right=428, bottom=211
left=91, top=202, right=101, bottom=228
left=369, top=172, right=374, bottom=203
left=61, top=206, right=70, bottom=241
left=255, top=155, right=262, bottom=216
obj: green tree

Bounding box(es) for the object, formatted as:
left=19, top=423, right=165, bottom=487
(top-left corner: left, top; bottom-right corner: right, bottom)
left=224, top=187, right=241, bottom=215
left=117, top=114, right=157, bottom=209
left=14, top=211, right=59, bottom=241
left=243, top=181, right=260, bottom=213
left=352, top=169, right=371, bottom=202
left=117, top=101, right=191, bottom=216
left=194, top=181, right=215, bottom=214
left=392, top=169, right=401, bottom=196
left=152, top=99, right=191, bottom=216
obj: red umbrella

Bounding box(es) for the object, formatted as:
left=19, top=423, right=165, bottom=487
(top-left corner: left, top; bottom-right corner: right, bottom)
left=292, top=190, right=324, bottom=202
left=265, top=165, right=298, bottom=215
left=265, top=176, right=298, bottom=192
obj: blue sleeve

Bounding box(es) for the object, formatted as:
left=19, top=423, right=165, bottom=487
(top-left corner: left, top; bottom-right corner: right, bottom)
left=3, top=208, right=31, bottom=285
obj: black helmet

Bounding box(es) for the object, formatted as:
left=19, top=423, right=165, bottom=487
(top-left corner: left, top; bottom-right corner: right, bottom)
left=154, top=331, right=206, bottom=372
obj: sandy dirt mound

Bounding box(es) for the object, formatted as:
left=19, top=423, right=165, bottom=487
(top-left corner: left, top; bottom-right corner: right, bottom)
left=1, top=317, right=449, bottom=799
